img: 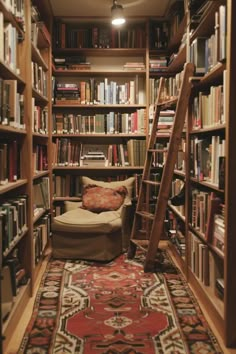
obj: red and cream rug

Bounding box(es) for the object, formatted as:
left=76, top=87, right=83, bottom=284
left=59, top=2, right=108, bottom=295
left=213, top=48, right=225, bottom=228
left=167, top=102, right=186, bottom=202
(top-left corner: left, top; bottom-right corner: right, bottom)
left=18, top=251, right=222, bottom=353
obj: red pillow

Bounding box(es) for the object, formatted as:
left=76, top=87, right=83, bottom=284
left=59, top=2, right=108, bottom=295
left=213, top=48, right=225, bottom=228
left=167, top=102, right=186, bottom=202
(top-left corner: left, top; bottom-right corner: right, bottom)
left=82, top=184, right=127, bottom=213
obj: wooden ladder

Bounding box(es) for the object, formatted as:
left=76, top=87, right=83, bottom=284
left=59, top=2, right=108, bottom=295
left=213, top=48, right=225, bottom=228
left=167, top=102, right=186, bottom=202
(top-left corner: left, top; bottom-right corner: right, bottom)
left=128, top=62, right=194, bottom=272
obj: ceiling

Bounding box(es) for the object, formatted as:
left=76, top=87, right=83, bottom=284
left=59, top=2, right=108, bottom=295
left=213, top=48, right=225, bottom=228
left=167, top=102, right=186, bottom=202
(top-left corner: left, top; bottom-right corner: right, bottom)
left=48, top=0, right=175, bottom=18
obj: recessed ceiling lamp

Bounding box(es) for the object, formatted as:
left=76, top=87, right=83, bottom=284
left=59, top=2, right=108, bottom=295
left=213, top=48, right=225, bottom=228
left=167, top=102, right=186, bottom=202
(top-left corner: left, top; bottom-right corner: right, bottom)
left=111, top=0, right=126, bottom=25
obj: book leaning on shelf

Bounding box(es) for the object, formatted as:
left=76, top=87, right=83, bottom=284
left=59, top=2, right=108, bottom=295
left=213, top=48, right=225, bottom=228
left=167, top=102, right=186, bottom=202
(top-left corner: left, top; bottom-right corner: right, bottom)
left=33, top=177, right=50, bottom=216
left=212, top=213, right=225, bottom=256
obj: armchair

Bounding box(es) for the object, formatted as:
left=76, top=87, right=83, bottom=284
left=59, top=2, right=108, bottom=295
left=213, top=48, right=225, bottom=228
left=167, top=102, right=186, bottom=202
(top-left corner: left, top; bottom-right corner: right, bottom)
left=51, top=177, right=135, bottom=261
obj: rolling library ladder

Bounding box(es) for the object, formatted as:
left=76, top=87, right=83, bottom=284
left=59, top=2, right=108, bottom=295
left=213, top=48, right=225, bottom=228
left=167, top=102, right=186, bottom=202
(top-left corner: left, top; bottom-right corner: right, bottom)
left=128, top=62, right=194, bottom=272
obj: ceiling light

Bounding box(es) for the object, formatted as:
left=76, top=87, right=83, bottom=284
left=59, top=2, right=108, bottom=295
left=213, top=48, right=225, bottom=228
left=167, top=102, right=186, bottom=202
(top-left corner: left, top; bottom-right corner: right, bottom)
left=111, top=0, right=126, bottom=25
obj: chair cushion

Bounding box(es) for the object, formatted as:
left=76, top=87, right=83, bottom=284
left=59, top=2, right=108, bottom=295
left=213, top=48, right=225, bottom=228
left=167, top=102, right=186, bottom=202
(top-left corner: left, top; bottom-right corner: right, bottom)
left=52, top=207, right=122, bottom=233
left=82, top=184, right=127, bottom=213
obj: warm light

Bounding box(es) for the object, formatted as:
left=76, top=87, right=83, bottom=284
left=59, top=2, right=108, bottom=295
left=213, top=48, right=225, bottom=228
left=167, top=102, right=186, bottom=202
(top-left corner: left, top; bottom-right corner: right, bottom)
left=111, top=0, right=126, bottom=25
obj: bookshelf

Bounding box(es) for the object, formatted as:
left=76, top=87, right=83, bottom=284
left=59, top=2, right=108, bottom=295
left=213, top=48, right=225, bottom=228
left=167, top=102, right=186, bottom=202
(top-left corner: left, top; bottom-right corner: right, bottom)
left=51, top=17, right=149, bottom=213
left=166, top=0, right=236, bottom=347
left=0, top=0, right=53, bottom=350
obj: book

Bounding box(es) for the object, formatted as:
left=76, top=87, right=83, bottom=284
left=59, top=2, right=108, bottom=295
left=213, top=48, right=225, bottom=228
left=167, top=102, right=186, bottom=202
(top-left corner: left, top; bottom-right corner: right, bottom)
left=190, top=37, right=207, bottom=74
left=1, top=265, right=14, bottom=321
left=212, top=214, right=225, bottom=256
left=205, top=194, right=221, bottom=242
left=218, top=156, right=225, bottom=190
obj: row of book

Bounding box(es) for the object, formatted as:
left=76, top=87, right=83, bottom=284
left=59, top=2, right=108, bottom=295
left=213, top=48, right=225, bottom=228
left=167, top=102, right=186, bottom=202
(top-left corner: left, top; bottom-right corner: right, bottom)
left=212, top=213, right=225, bottom=257
left=190, top=231, right=210, bottom=286
left=32, top=61, right=48, bottom=97
left=52, top=172, right=163, bottom=201
left=0, top=78, right=25, bottom=129
left=190, top=135, right=225, bottom=187
left=2, top=212, right=50, bottom=322
left=149, top=57, right=168, bottom=72
left=53, top=76, right=142, bottom=105
left=189, top=230, right=224, bottom=300
left=32, top=144, right=48, bottom=174
left=2, top=0, right=25, bottom=25
left=0, top=140, right=21, bottom=185
left=0, top=195, right=28, bottom=255
left=149, top=107, right=176, bottom=134
left=0, top=14, right=20, bottom=73
left=152, top=140, right=185, bottom=173
left=191, top=77, right=226, bottom=130
left=53, top=174, right=82, bottom=198
left=166, top=215, right=186, bottom=257
left=33, top=177, right=50, bottom=216
left=52, top=139, right=147, bottom=167
left=149, top=71, right=184, bottom=105
left=190, top=5, right=226, bottom=74
left=149, top=21, right=169, bottom=49
left=190, top=189, right=224, bottom=240
left=31, top=20, right=51, bottom=48
left=53, top=22, right=146, bottom=49
left=53, top=55, right=89, bottom=70
left=169, top=178, right=185, bottom=216
left=52, top=109, right=146, bottom=135
left=33, top=213, right=51, bottom=266
left=32, top=102, right=48, bottom=134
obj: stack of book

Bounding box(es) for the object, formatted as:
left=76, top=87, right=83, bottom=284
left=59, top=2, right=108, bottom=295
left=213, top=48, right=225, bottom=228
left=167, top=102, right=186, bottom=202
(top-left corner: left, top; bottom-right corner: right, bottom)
left=80, top=151, right=107, bottom=166
left=55, top=83, right=80, bottom=104
left=123, top=62, right=145, bottom=71
left=54, top=56, right=91, bottom=70
left=149, top=57, right=168, bottom=72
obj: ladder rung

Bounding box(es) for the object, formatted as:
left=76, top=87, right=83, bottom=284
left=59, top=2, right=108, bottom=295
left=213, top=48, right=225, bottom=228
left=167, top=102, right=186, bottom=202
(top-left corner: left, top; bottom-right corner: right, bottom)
left=131, top=239, right=150, bottom=252
left=143, top=179, right=160, bottom=186
left=156, top=97, right=178, bottom=108
left=136, top=210, right=154, bottom=220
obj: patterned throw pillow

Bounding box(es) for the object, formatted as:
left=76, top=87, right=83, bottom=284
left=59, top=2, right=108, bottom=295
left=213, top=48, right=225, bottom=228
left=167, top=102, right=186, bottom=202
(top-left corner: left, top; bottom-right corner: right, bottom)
left=82, top=184, right=128, bottom=213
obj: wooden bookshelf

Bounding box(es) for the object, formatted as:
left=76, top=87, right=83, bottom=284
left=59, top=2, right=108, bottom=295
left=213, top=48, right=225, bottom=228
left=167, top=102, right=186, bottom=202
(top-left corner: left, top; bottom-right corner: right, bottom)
left=165, top=0, right=236, bottom=347
left=0, top=0, right=53, bottom=351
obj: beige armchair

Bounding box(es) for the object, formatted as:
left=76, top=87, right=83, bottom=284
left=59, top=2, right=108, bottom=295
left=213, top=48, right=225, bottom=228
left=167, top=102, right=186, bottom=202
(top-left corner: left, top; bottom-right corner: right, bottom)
left=51, top=177, right=135, bottom=261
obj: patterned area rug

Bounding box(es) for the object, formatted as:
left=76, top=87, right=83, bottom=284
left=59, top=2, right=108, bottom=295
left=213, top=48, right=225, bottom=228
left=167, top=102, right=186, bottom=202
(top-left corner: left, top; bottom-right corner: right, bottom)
left=18, top=251, right=222, bottom=353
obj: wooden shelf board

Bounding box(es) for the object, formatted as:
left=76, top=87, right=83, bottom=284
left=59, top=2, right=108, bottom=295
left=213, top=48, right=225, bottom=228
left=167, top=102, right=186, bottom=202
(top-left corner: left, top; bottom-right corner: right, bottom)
left=0, top=179, right=28, bottom=195
left=0, top=61, right=25, bottom=85
left=33, top=170, right=49, bottom=180
left=53, top=104, right=146, bottom=109
left=31, top=43, right=49, bottom=71
left=0, top=125, right=27, bottom=134
left=53, top=48, right=146, bottom=57
left=32, top=88, right=49, bottom=104
left=53, top=69, right=146, bottom=77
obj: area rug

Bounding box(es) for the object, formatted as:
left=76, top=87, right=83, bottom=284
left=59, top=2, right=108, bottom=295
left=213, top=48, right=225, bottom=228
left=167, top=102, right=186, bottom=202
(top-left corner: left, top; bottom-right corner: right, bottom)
left=18, top=251, right=222, bottom=353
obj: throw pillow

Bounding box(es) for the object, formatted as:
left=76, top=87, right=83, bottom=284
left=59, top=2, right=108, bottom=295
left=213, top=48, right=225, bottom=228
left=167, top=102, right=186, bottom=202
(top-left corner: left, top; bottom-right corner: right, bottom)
left=82, top=184, right=128, bottom=213
left=81, top=176, right=135, bottom=200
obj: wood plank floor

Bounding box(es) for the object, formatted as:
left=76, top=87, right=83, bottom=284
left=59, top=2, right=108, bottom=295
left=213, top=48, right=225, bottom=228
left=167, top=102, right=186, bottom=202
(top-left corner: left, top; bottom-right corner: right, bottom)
left=4, top=244, right=236, bottom=354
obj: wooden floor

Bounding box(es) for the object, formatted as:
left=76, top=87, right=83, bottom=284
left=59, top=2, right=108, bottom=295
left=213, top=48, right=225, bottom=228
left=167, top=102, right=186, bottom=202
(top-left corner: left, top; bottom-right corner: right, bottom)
left=4, top=244, right=236, bottom=354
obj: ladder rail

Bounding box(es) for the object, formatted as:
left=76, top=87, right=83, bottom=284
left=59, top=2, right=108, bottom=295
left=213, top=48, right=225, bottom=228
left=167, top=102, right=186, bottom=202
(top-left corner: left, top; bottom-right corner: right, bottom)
left=144, top=62, right=194, bottom=270
left=128, top=62, right=195, bottom=271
